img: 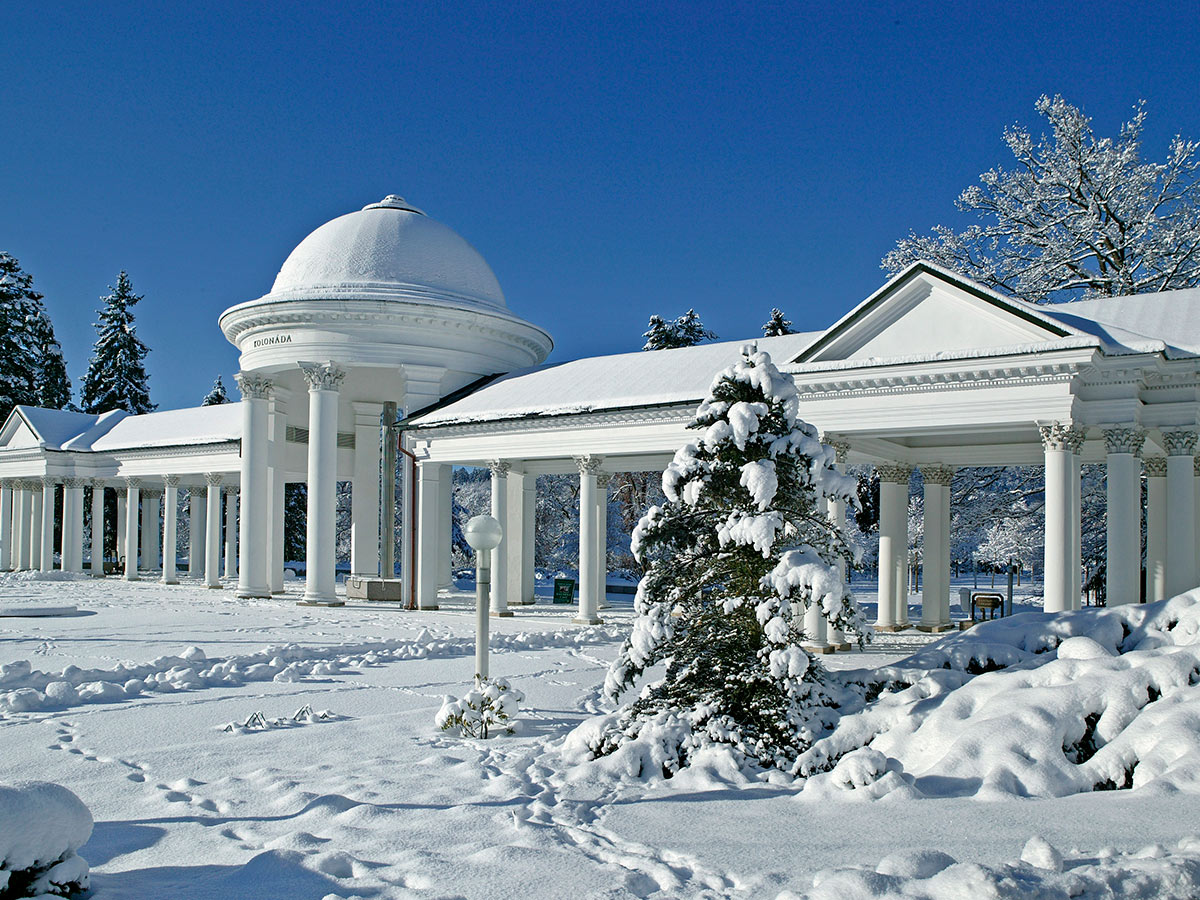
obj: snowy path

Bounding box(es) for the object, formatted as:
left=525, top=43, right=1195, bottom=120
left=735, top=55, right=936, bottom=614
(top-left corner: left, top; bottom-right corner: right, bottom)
left=2, top=574, right=1198, bottom=898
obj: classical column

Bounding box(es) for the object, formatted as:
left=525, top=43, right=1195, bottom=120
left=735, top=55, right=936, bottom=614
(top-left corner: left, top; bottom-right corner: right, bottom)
left=62, top=478, right=85, bottom=573
left=1041, top=423, right=1085, bottom=612
left=574, top=455, right=604, bottom=625
left=123, top=478, right=140, bottom=580
left=505, top=466, right=527, bottom=605
left=224, top=489, right=237, bottom=580
left=0, top=481, right=11, bottom=571
left=37, top=477, right=54, bottom=572
left=437, top=471, right=454, bottom=590
left=300, top=362, right=345, bottom=605
left=488, top=460, right=513, bottom=617
left=268, top=387, right=290, bottom=593
left=162, top=476, right=180, bottom=584
left=14, top=483, right=31, bottom=571
left=188, top=487, right=205, bottom=578
left=1162, top=428, right=1198, bottom=597
left=90, top=481, right=105, bottom=577
left=1144, top=457, right=1168, bottom=603
left=804, top=497, right=832, bottom=652
left=204, top=473, right=223, bottom=588
left=826, top=438, right=852, bottom=650
left=1068, top=428, right=1086, bottom=610
left=920, top=465, right=954, bottom=630
left=350, top=401, right=384, bottom=577
left=876, top=463, right=912, bottom=630
left=415, top=461, right=445, bottom=610
left=1104, top=427, right=1145, bottom=606
left=594, top=471, right=612, bottom=610
left=235, top=372, right=273, bottom=598
left=1195, top=457, right=1200, bottom=576
left=142, top=489, right=161, bottom=571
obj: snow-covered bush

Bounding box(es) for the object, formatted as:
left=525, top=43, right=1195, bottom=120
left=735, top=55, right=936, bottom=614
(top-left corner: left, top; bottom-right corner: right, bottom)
left=436, top=677, right=525, bottom=739
left=0, top=781, right=92, bottom=898
left=584, top=347, right=867, bottom=775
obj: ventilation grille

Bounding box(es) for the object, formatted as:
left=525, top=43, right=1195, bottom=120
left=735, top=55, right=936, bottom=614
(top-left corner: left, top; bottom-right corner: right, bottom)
left=286, top=426, right=355, bottom=449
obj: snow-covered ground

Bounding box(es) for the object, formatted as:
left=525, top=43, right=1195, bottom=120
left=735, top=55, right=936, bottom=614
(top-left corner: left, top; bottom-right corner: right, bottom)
left=0, top=572, right=1195, bottom=899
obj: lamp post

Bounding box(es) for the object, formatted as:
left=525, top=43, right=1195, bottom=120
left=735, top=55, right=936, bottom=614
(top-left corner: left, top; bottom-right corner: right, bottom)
left=464, top=515, right=503, bottom=681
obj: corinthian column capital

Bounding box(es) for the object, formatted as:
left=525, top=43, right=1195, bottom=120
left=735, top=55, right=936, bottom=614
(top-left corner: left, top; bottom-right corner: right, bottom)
left=1039, top=422, right=1087, bottom=453
left=299, top=362, right=346, bottom=392
left=1160, top=428, right=1198, bottom=457
left=1102, top=426, right=1146, bottom=456
left=235, top=372, right=274, bottom=400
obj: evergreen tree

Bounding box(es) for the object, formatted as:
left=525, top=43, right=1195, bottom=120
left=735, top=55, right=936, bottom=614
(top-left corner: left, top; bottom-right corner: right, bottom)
left=0, top=253, right=46, bottom=418
left=761, top=308, right=795, bottom=336
left=29, top=310, right=72, bottom=409
left=202, top=376, right=229, bottom=406
left=590, top=348, right=865, bottom=774
left=80, top=271, right=155, bottom=414
left=641, top=309, right=718, bottom=350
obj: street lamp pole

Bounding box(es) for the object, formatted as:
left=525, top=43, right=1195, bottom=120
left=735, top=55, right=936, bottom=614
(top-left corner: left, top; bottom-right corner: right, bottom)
left=464, top=515, right=503, bottom=682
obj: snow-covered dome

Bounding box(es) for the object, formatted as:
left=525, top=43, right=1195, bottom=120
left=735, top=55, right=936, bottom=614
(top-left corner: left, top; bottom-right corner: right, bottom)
left=263, top=195, right=506, bottom=310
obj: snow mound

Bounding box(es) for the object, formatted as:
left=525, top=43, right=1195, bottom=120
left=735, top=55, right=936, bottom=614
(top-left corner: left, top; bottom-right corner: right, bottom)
left=796, top=835, right=1200, bottom=899
left=796, top=591, right=1200, bottom=799
left=0, top=781, right=92, bottom=898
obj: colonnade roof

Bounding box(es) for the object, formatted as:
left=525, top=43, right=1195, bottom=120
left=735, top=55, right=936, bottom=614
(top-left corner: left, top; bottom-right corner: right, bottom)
left=0, top=403, right=243, bottom=453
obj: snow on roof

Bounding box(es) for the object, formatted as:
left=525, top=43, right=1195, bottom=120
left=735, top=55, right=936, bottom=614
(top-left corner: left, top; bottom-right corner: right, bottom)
left=408, top=333, right=819, bottom=427
left=1039, top=288, right=1200, bottom=357
left=89, top=403, right=243, bottom=451
left=13, top=407, right=112, bottom=450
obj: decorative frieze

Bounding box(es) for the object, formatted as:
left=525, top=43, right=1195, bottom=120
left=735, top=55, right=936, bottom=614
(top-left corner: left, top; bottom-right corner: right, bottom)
left=1160, top=428, right=1198, bottom=458
left=1102, top=426, right=1146, bottom=456
left=299, top=362, right=346, bottom=392
left=877, top=463, right=913, bottom=485
left=1039, top=422, right=1088, bottom=453
left=234, top=372, right=274, bottom=400
left=1144, top=457, right=1168, bottom=478
left=574, top=454, right=604, bottom=476
left=920, top=464, right=955, bottom=487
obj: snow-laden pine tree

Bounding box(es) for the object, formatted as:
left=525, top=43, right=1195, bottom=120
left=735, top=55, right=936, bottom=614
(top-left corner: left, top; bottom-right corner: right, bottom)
left=29, top=309, right=72, bottom=409
left=80, top=271, right=155, bottom=414
left=642, top=309, right=718, bottom=350
left=884, top=95, right=1200, bottom=302
left=201, top=376, right=229, bottom=406
left=0, top=253, right=58, bottom=418
left=761, top=308, right=795, bottom=336
left=590, top=347, right=866, bottom=774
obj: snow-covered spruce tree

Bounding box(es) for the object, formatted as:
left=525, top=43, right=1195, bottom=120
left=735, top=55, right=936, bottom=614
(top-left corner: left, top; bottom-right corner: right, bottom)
left=0, top=253, right=47, bottom=418
left=201, top=376, right=229, bottom=406
left=761, top=308, right=795, bottom=336
left=591, top=348, right=866, bottom=774
left=80, top=271, right=155, bottom=414
left=642, top=309, right=718, bottom=350
left=884, top=95, right=1200, bottom=302
left=30, top=309, right=72, bottom=410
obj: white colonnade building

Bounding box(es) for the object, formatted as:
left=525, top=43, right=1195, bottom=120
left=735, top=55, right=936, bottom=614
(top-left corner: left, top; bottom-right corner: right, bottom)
left=0, top=198, right=1197, bottom=635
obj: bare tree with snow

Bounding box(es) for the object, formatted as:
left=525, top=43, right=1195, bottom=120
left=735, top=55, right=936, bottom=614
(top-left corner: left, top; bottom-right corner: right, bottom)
left=884, top=95, right=1200, bottom=303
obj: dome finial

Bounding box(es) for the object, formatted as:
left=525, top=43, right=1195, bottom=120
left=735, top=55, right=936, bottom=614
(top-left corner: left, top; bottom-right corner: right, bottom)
left=363, top=194, right=426, bottom=215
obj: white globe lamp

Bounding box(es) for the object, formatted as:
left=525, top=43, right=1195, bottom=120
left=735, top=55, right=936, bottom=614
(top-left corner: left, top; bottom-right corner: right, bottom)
left=465, top=515, right=503, bottom=679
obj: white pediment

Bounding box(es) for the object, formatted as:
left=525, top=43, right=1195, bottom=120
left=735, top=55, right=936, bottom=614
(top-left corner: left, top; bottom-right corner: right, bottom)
left=0, top=415, right=42, bottom=450
left=797, top=265, right=1073, bottom=364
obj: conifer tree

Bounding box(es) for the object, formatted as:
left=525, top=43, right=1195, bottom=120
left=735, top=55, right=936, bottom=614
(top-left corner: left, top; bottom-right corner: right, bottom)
left=29, top=310, right=72, bottom=409
left=590, top=348, right=866, bottom=774
left=80, top=271, right=155, bottom=414
left=761, top=308, right=795, bottom=336
left=0, top=253, right=46, bottom=418
left=202, top=376, right=229, bottom=406
left=641, top=309, right=718, bottom=350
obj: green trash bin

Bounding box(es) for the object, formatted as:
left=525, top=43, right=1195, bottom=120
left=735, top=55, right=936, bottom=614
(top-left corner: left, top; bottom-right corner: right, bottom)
left=552, top=578, right=576, bottom=604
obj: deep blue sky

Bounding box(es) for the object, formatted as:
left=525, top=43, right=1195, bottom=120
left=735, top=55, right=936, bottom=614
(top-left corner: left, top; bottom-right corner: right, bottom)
left=3, top=2, right=1199, bottom=409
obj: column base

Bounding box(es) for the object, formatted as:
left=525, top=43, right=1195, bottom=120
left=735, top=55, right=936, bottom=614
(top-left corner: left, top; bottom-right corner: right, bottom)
left=510, top=598, right=536, bottom=605
left=416, top=604, right=439, bottom=611
left=803, top=643, right=836, bottom=655
left=873, top=623, right=907, bottom=633
left=161, top=578, right=179, bottom=586
left=833, top=642, right=852, bottom=652
left=916, top=623, right=956, bottom=633
left=491, top=610, right=514, bottom=618
left=572, top=616, right=603, bottom=625
left=298, top=599, right=345, bottom=607
left=205, top=583, right=224, bottom=590
left=236, top=588, right=272, bottom=599
left=123, top=575, right=139, bottom=582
